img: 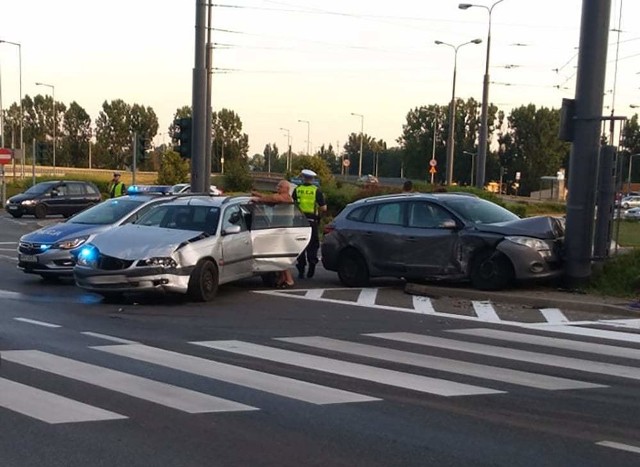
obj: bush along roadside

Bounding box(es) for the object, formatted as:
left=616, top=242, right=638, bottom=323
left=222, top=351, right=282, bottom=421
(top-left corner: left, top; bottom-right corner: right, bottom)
left=588, top=249, right=640, bottom=298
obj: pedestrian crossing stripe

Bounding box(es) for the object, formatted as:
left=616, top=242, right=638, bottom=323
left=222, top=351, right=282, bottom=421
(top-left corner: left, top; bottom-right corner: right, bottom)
left=255, top=287, right=640, bottom=329
left=1, top=326, right=640, bottom=425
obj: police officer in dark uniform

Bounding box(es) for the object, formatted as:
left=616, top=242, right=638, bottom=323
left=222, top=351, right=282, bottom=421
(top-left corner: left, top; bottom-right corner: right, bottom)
left=292, top=169, right=327, bottom=279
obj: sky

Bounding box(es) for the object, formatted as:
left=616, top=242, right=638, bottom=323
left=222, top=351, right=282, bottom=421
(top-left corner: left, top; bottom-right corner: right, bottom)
left=1, top=0, right=639, bottom=157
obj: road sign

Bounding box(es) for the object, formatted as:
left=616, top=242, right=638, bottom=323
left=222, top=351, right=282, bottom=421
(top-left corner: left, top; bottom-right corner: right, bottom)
left=429, top=166, right=437, bottom=174
left=0, top=148, right=13, bottom=165
left=429, top=159, right=437, bottom=167
left=515, top=171, right=521, bottom=181
left=343, top=159, right=351, bottom=167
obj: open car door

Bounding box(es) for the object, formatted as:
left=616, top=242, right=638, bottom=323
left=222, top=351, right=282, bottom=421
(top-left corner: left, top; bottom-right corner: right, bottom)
left=245, top=203, right=311, bottom=273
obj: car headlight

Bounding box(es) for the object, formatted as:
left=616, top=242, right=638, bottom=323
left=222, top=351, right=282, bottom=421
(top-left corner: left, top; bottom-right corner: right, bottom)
left=505, top=236, right=551, bottom=255
left=21, top=199, right=36, bottom=206
left=75, top=245, right=99, bottom=267
left=137, top=257, right=178, bottom=268
left=53, top=236, right=89, bottom=250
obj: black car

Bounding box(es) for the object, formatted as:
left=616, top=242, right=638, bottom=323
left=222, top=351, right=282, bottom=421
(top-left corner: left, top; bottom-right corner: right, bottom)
left=5, top=180, right=102, bottom=219
left=321, top=192, right=565, bottom=291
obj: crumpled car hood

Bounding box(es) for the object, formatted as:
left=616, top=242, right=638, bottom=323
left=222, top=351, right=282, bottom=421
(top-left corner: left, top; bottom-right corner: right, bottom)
left=89, top=224, right=202, bottom=260
left=473, top=216, right=564, bottom=239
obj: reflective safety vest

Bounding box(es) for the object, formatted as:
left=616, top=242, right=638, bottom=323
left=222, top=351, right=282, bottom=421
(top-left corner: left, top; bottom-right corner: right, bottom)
left=295, top=184, right=318, bottom=215
left=109, top=182, right=125, bottom=198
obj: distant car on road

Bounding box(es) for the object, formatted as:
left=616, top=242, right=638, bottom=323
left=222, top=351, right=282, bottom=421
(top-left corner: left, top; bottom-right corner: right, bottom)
left=17, top=190, right=175, bottom=279
left=322, top=192, right=565, bottom=291
left=170, top=183, right=223, bottom=195
left=624, top=207, right=640, bottom=220
left=5, top=180, right=102, bottom=219
left=73, top=196, right=311, bottom=302
left=619, top=195, right=640, bottom=209
left=357, top=175, right=379, bottom=186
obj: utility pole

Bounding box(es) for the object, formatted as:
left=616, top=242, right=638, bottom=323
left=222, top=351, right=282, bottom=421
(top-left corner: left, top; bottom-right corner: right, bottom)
left=191, top=0, right=208, bottom=192
left=204, top=1, right=213, bottom=189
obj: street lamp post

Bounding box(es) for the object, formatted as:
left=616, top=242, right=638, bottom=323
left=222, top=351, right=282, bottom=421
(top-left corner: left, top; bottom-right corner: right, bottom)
left=35, top=82, right=55, bottom=175
left=350, top=113, right=364, bottom=177
left=435, top=38, right=482, bottom=185
left=297, top=119, right=310, bottom=155
left=627, top=153, right=640, bottom=193
left=0, top=40, right=22, bottom=178
left=279, top=127, right=292, bottom=171
left=459, top=0, right=505, bottom=189
left=463, top=150, right=477, bottom=186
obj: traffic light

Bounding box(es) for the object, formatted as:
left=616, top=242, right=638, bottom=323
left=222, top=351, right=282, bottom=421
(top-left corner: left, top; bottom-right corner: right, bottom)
left=173, top=117, right=192, bottom=159
left=136, top=134, right=148, bottom=163
left=35, top=142, right=48, bottom=164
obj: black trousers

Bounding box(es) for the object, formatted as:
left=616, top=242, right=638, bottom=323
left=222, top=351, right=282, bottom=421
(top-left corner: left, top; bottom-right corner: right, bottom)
left=297, top=219, right=319, bottom=269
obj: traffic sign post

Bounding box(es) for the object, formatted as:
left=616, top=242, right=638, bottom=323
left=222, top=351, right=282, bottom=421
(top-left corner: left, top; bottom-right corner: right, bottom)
left=0, top=148, right=11, bottom=209
left=429, top=163, right=437, bottom=184
left=0, top=148, right=12, bottom=165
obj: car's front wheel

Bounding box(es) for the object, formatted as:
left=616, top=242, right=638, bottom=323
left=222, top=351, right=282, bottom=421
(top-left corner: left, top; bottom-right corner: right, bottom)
left=337, top=249, right=369, bottom=287
left=470, top=250, right=514, bottom=291
left=188, top=259, right=219, bottom=302
left=623, top=202, right=630, bottom=209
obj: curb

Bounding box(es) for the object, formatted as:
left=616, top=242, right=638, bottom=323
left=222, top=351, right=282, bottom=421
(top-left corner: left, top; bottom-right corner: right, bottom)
left=404, top=282, right=640, bottom=316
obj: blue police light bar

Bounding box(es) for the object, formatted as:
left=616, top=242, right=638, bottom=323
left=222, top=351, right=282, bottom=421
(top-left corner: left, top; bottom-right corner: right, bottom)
left=127, top=185, right=173, bottom=195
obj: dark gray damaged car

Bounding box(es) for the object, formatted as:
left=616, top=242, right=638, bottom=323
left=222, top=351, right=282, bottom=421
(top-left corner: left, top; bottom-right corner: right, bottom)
left=321, top=193, right=564, bottom=290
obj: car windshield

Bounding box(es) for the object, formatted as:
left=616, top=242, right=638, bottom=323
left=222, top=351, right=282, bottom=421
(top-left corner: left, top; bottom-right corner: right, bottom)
left=440, top=197, right=519, bottom=225
left=134, top=205, right=220, bottom=233
left=170, top=184, right=188, bottom=194
left=69, top=198, right=145, bottom=225
left=23, top=182, right=57, bottom=195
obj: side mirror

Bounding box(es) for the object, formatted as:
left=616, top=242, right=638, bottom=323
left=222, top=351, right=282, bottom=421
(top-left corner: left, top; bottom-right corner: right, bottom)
left=222, top=225, right=242, bottom=236
left=440, top=219, right=458, bottom=230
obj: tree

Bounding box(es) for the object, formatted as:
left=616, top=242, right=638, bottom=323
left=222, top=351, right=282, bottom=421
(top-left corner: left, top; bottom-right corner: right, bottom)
left=157, top=150, right=190, bottom=185
left=212, top=109, right=249, bottom=172
left=291, top=155, right=333, bottom=185
left=61, top=101, right=92, bottom=168
left=94, top=99, right=134, bottom=169
left=317, top=144, right=341, bottom=174
left=398, top=105, right=446, bottom=182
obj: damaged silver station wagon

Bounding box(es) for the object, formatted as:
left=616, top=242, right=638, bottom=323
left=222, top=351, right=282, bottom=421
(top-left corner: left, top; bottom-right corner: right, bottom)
left=73, top=196, right=311, bottom=301
left=321, top=192, right=565, bottom=291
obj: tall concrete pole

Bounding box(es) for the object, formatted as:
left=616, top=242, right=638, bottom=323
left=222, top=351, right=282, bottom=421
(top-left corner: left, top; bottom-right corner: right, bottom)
left=204, top=1, right=213, bottom=188
left=564, top=0, right=612, bottom=286
left=191, top=0, right=208, bottom=192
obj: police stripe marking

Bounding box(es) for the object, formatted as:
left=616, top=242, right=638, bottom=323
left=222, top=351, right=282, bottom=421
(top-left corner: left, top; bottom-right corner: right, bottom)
left=0, top=377, right=126, bottom=424
left=368, top=332, right=640, bottom=381
left=192, top=340, right=503, bottom=397
left=1, top=350, right=256, bottom=414
left=96, top=344, right=377, bottom=405
left=276, top=336, right=603, bottom=391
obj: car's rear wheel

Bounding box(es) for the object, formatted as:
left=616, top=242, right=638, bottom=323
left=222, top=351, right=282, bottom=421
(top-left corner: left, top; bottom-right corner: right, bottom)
left=188, top=259, right=219, bottom=302
left=470, top=250, right=514, bottom=291
left=623, top=202, right=630, bottom=209
left=34, top=204, right=47, bottom=219
left=337, top=249, right=369, bottom=287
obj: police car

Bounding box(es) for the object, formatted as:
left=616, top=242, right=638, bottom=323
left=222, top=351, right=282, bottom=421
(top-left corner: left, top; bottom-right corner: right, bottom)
left=17, top=186, right=175, bottom=279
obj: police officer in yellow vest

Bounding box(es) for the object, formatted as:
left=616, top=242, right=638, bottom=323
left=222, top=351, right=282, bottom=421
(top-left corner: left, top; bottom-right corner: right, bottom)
left=293, top=169, right=327, bottom=279
left=108, top=172, right=126, bottom=198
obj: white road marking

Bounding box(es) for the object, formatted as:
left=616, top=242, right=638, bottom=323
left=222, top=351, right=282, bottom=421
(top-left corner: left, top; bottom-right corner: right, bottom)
left=1, top=350, right=257, bottom=414
left=596, top=319, right=640, bottom=329
left=14, top=317, right=61, bottom=328
left=81, top=332, right=139, bottom=345
left=472, top=301, right=501, bottom=322
left=412, top=296, right=436, bottom=314
left=596, top=441, right=640, bottom=455
left=0, top=254, right=18, bottom=262
left=304, top=289, right=324, bottom=299
left=356, top=288, right=378, bottom=306
left=277, top=336, right=603, bottom=391
left=0, top=242, right=17, bottom=245
left=0, top=377, right=126, bottom=424
left=96, top=344, right=377, bottom=405
left=0, top=289, right=22, bottom=299
left=193, top=340, right=503, bottom=397
left=521, top=324, right=640, bottom=344
left=0, top=248, right=16, bottom=251
left=368, top=332, right=640, bottom=381
left=540, top=308, right=569, bottom=324
left=451, top=328, right=640, bottom=360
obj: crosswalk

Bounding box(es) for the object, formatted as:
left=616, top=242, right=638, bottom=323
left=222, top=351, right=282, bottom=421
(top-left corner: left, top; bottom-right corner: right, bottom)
left=1, top=326, right=640, bottom=427
left=0, top=241, right=17, bottom=263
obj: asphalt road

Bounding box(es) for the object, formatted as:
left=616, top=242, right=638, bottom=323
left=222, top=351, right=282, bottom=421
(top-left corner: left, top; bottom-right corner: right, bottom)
left=1, top=214, right=640, bottom=467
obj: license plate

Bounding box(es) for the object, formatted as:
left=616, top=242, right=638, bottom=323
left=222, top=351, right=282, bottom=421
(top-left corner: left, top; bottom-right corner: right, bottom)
left=19, top=254, right=37, bottom=263
left=7, top=205, right=18, bottom=210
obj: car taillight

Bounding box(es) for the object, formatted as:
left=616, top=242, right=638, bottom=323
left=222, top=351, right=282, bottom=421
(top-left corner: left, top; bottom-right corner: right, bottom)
left=323, top=224, right=335, bottom=235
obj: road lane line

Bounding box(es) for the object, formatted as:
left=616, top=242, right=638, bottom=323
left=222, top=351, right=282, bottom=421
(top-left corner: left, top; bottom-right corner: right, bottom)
left=277, top=336, right=603, bottom=391
left=14, top=317, right=61, bottom=328
left=521, top=324, right=640, bottom=344
left=0, top=248, right=16, bottom=251
left=596, top=441, right=640, bottom=454
left=597, top=319, right=640, bottom=329
left=472, top=301, right=501, bottom=322
left=451, top=328, right=640, bottom=360
left=0, top=254, right=18, bottom=262
left=96, top=344, right=378, bottom=405
left=367, top=332, right=640, bottom=381
left=0, top=242, right=17, bottom=245
left=0, top=377, right=126, bottom=424
left=357, top=288, right=378, bottom=306
left=1, top=350, right=256, bottom=414
left=540, top=308, right=569, bottom=324
left=81, top=332, right=139, bottom=344
left=412, top=296, right=436, bottom=314
left=192, top=340, right=503, bottom=397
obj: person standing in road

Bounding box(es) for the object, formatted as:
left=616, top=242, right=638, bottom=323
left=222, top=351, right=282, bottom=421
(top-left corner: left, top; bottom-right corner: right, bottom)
left=402, top=180, right=413, bottom=192
left=251, top=179, right=296, bottom=288
left=108, top=172, right=126, bottom=198
left=292, top=169, right=327, bottom=279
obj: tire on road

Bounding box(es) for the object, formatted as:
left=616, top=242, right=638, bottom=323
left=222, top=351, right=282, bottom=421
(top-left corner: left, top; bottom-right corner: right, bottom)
left=188, top=259, right=219, bottom=302
left=470, top=249, right=514, bottom=291
left=34, top=204, right=47, bottom=219
left=337, top=249, right=369, bottom=287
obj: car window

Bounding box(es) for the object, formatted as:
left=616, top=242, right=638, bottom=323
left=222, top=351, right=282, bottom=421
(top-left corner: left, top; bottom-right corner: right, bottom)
left=135, top=205, right=220, bottom=232
left=408, top=202, right=453, bottom=228
left=346, top=205, right=372, bottom=222
left=375, top=202, right=404, bottom=226
left=246, top=203, right=309, bottom=230
left=222, top=205, right=247, bottom=232
left=439, top=197, right=518, bottom=224
left=67, top=183, right=85, bottom=195
left=70, top=198, right=145, bottom=225
left=24, top=182, right=57, bottom=195
left=54, top=185, right=68, bottom=196
left=85, top=184, right=100, bottom=195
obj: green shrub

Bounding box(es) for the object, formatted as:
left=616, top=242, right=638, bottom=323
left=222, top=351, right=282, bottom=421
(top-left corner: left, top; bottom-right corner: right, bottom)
left=157, top=151, right=189, bottom=185
left=222, top=159, right=252, bottom=192
left=588, top=249, right=640, bottom=298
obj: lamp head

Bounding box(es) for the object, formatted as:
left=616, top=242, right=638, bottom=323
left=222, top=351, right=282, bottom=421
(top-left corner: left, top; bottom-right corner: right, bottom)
left=435, top=40, right=443, bottom=45
left=471, top=38, right=483, bottom=44
left=459, top=3, right=473, bottom=9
